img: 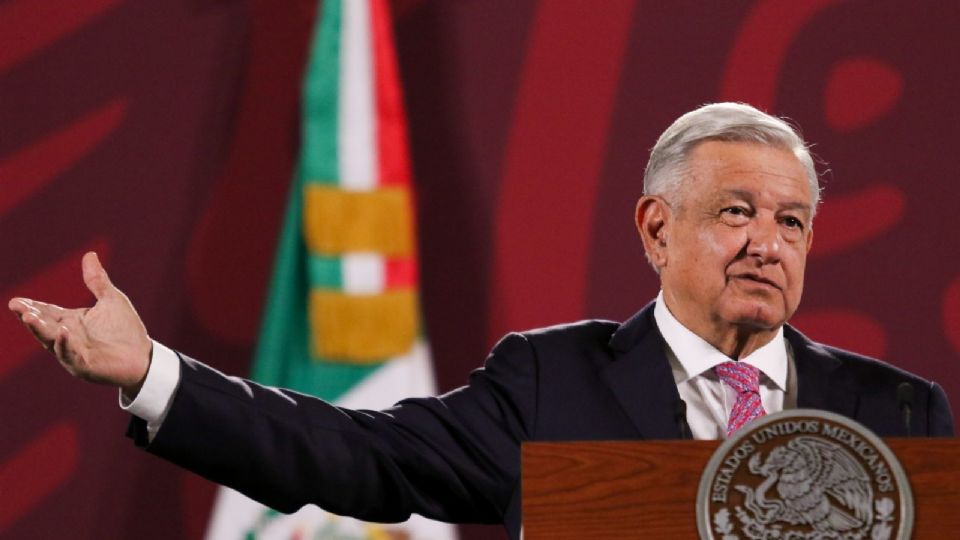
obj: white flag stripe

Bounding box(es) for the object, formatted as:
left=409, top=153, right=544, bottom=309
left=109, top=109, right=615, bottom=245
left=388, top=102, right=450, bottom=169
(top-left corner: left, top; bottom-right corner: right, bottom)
left=341, top=252, right=385, bottom=294
left=336, top=341, right=436, bottom=409
left=205, top=342, right=447, bottom=540
left=338, top=0, right=377, bottom=191
left=207, top=0, right=456, bottom=536
left=205, top=489, right=263, bottom=540
left=208, top=487, right=453, bottom=540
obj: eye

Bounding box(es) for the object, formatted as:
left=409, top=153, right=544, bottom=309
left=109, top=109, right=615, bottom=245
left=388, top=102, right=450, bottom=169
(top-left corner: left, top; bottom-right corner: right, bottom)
left=781, top=216, right=805, bottom=230
left=719, top=206, right=751, bottom=225
left=721, top=206, right=752, bottom=217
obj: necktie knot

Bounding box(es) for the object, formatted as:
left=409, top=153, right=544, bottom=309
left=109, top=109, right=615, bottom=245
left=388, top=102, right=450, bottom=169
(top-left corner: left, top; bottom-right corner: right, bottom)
left=715, top=361, right=761, bottom=394
left=715, top=361, right=765, bottom=436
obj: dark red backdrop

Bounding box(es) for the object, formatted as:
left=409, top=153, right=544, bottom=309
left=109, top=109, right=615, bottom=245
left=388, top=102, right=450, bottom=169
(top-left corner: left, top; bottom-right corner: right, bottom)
left=2, top=1, right=959, bottom=539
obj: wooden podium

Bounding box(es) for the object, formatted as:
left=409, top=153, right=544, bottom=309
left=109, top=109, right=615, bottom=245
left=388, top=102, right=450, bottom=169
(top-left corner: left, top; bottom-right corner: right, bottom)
left=522, top=439, right=960, bottom=538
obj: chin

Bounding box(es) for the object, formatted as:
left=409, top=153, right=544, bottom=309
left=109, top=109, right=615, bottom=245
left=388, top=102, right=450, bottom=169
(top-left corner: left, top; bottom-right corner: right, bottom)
left=722, top=302, right=787, bottom=330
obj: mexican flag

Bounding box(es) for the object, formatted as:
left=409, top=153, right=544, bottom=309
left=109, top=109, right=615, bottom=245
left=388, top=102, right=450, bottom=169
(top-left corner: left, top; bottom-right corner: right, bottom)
left=204, top=1, right=456, bottom=539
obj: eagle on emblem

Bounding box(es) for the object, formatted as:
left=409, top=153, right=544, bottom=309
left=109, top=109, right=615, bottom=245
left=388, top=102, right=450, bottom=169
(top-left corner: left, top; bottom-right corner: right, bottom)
left=735, top=436, right=874, bottom=533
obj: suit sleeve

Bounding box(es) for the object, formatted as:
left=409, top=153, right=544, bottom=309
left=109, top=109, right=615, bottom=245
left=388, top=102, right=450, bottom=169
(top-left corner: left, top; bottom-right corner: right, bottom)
left=926, top=381, right=955, bottom=436
left=126, top=332, right=539, bottom=525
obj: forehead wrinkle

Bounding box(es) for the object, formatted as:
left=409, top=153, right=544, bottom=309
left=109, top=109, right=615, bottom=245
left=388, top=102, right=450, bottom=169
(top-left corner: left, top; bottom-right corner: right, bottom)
left=778, top=200, right=812, bottom=213
left=720, top=166, right=805, bottom=182
left=720, top=188, right=755, bottom=201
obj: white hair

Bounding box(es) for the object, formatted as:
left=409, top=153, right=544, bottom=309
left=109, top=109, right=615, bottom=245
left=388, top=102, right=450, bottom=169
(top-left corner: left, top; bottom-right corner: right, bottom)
left=643, top=102, right=820, bottom=214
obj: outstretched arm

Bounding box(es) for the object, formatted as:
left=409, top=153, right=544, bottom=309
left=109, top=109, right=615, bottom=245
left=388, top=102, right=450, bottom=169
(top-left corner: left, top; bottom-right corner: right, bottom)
left=7, top=252, right=153, bottom=396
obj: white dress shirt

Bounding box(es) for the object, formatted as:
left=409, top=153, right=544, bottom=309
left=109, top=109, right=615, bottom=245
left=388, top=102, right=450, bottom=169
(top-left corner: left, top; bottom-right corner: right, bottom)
left=122, top=293, right=793, bottom=442
left=119, top=341, right=179, bottom=440
left=653, top=291, right=790, bottom=440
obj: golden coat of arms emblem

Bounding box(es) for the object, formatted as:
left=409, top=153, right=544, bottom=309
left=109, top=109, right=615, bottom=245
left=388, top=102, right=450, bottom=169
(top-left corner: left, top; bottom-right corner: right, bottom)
left=697, top=410, right=912, bottom=540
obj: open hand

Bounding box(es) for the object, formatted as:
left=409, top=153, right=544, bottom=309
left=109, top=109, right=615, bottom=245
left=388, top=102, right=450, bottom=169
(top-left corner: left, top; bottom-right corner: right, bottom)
left=8, top=252, right=153, bottom=395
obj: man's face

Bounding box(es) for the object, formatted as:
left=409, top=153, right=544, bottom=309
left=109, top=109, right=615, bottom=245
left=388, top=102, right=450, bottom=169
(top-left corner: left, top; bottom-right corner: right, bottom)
left=657, top=141, right=814, bottom=336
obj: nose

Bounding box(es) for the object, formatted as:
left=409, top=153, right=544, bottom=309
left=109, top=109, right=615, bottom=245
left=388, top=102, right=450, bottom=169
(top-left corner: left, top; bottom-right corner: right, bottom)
left=746, top=215, right=781, bottom=263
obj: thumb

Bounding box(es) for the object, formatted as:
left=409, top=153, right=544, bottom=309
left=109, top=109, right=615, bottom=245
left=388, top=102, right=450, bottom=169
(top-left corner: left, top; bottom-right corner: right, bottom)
left=82, top=252, right=114, bottom=300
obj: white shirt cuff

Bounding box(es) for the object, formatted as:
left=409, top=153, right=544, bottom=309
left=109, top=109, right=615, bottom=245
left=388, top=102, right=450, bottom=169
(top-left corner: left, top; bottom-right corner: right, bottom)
left=119, top=340, right=181, bottom=441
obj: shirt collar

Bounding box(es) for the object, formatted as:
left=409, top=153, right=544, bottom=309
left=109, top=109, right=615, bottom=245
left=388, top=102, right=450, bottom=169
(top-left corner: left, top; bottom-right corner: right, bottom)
left=653, top=291, right=787, bottom=391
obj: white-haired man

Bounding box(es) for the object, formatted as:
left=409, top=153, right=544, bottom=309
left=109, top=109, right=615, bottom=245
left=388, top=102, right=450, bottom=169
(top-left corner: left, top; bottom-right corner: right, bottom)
left=9, top=103, right=953, bottom=540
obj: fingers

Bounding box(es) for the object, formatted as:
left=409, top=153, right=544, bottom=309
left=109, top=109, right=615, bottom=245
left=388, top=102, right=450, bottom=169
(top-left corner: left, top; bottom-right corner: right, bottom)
left=25, top=314, right=55, bottom=349
left=53, top=325, right=68, bottom=363
left=52, top=324, right=86, bottom=378
left=8, top=297, right=36, bottom=317
left=82, top=251, right=115, bottom=300
left=9, top=297, right=65, bottom=323
left=8, top=298, right=84, bottom=355
left=9, top=298, right=55, bottom=339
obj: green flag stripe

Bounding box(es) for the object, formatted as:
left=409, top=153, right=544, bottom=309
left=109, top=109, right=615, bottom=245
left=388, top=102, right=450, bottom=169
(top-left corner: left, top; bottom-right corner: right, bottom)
left=268, top=352, right=380, bottom=401
left=307, top=254, right=342, bottom=289
left=302, top=0, right=341, bottom=184
left=252, top=168, right=378, bottom=399
left=250, top=0, right=384, bottom=401
left=250, top=166, right=311, bottom=388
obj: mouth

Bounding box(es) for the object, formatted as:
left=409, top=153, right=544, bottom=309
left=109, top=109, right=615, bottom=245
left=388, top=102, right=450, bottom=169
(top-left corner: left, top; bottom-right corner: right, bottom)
left=731, top=273, right=782, bottom=290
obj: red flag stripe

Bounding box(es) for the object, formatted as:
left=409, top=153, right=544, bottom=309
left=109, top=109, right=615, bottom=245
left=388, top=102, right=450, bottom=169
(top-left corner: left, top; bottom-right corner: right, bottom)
left=370, top=0, right=413, bottom=188
left=385, top=256, right=418, bottom=290
left=369, top=0, right=420, bottom=289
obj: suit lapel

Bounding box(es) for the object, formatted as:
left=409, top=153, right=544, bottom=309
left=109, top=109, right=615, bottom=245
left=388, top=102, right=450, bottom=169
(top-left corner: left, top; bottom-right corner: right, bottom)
left=601, top=303, right=683, bottom=440
left=786, top=325, right=858, bottom=417
left=601, top=307, right=860, bottom=438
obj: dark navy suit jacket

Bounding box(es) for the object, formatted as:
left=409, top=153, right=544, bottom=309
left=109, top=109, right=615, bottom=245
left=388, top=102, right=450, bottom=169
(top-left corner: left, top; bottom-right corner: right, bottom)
left=128, top=302, right=954, bottom=539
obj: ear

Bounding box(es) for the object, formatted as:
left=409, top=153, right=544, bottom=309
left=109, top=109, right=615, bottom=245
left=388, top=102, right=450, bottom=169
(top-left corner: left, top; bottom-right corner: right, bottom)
left=805, top=226, right=814, bottom=253
left=635, top=195, right=672, bottom=269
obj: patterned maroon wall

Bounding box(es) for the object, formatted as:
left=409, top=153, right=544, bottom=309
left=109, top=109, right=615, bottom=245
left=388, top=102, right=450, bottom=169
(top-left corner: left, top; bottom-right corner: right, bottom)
left=2, top=1, right=958, bottom=539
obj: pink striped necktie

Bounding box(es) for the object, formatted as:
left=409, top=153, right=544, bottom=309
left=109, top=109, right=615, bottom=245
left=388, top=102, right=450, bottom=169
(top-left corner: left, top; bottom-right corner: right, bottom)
left=715, top=361, right=765, bottom=436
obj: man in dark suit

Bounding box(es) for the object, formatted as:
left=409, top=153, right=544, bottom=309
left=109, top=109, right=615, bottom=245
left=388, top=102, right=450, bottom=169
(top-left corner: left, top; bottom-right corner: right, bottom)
left=9, top=103, right=953, bottom=540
